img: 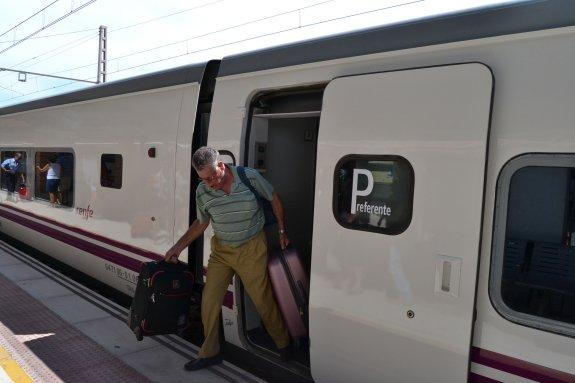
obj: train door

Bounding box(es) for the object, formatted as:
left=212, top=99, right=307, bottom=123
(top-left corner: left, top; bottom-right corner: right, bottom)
left=241, top=87, right=323, bottom=369
left=309, top=64, right=493, bottom=382
left=188, top=61, right=220, bottom=282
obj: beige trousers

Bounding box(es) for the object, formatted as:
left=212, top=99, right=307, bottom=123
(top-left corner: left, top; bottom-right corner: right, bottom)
left=198, top=231, right=290, bottom=358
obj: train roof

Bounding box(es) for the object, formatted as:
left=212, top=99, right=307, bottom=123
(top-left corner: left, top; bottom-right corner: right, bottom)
left=1, top=0, right=574, bottom=116
left=218, top=0, right=575, bottom=77
left=0, top=62, right=211, bottom=116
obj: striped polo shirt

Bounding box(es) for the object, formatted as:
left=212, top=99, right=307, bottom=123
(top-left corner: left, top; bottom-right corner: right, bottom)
left=196, top=165, right=274, bottom=247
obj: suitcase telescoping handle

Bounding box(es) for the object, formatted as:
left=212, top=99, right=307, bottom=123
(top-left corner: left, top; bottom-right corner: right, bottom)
left=158, top=259, right=185, bottom=266
left=278, top=246, right=309, bottom=321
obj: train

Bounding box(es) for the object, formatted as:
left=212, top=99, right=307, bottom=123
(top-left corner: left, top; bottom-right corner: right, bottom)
left=1, top=1, right=575, bottom=381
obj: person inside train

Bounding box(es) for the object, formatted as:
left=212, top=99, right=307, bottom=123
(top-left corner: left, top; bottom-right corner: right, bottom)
left=36, top=154, right=62, bottom=207
left=1, top=152, right=25, bottom=194
left=164, top=146, right=292, bottom=370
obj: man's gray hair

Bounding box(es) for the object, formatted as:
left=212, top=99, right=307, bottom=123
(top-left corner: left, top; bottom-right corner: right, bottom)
left=192, top=147, right=219, bottom=171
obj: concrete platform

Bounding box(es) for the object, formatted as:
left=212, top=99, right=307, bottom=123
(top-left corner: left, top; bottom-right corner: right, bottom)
left=0, top=241, right=264, bottom=383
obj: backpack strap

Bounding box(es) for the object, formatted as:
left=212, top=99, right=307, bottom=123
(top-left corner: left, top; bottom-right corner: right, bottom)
left=236, top=166, right=262, bottom=201
left=237, top=166, right=277, bottom=227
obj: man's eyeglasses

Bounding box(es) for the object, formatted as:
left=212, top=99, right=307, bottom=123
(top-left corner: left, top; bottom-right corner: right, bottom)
left=199, top=170, right=219, bottom=182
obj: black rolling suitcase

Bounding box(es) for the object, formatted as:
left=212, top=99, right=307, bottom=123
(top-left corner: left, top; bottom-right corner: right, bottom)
left=128, top=261, right=194, bottom=340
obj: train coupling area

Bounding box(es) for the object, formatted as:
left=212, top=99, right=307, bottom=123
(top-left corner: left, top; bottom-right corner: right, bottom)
left=0, top=240, right=263, bottom=383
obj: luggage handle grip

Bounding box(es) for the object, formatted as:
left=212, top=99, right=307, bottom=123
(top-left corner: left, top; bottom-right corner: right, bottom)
left=278, top=247, right=308, bottom=310
left=158, top=259, right=186, bottom=267
left=296, top=280, right=308, bottom=306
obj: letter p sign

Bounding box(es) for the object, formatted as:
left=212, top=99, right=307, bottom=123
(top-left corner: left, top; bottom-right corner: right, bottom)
left=351, top=169, right=374, bottom=214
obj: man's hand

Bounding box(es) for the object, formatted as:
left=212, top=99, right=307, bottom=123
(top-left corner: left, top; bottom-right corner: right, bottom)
left=163, top=219, right=209, bottom=263
left=279, top=233, right=290, bottom=250
left=164, top=245, right=181, bottom=263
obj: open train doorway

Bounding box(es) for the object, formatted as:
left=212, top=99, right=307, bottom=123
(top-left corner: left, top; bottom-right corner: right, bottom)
left=240, top=86, right=325, bottom=368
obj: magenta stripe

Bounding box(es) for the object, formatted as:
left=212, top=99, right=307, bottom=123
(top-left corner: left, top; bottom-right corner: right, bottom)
left=0, top=209, right=235, bottom=308
left=468, top=373, right=501, bottom=383
left=223, top=291, right=233, bottom=309
left=0, top=208, right=143, bottom=272
left=471, top=347, right=575, bottom=383
left=0, top=203, right=162, bottom=261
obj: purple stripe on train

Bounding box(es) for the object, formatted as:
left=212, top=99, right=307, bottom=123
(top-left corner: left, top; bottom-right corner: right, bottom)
left=471, top=347, right=575, bottom=383
left=0, top=205, right=235, bottom=308
left=0, top=203, right=163, bottom=261
left=468, top=373, right=501, bottom=383
left=0, top=207, right=144, bottom=271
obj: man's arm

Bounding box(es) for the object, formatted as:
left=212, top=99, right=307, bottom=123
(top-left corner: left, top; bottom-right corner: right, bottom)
left=270, top=192, right=290, bottom=250
left=164, top=219, right=210, bottom=262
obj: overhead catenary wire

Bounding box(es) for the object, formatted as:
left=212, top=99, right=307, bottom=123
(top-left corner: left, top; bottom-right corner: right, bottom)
left=0, top=68, right=97, bottom=84
left=53, top=61, right=98, bottom=75
left=18, top=32, right=98, bottom=70
left=51, top=0, right=335, bottom=76
left=0, top=79, right=87, bottom=103
left=108, top=0, right=423, bottom=76
left=1, top=0, right=424, bottom=104
left=0, top=83, right=23, bottom=95
left=110, top=0, right=224, bottom=33
left=0, top=28, right=94, bottom=44
left=0, top=0, right=60, bottom=40
left=0, top=32, right=97, bottom=82
left=110, top=0, right=335, bottom=62
left=0, top=55, right=95, bottom=93
left=0, top=0, right=223, bottom=45
left=3, top=55, right=97, bottom=89
left=0, top=0, right=98, bottom=56
left=0, top=0, right=224, bottom=82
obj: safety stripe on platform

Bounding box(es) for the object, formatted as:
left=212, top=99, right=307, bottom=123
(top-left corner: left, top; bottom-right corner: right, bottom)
left=0, top=368, right=13, bottom=383
left=0, top=347, right=33, bottom=383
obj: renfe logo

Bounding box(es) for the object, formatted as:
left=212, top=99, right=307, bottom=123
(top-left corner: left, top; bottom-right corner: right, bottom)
left=351, top=169, right=392, bottom=216
left=76, top=205, right=94, bottom=220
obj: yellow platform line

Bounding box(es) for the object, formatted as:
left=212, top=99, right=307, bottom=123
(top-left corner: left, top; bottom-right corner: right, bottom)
left=0, top=346, right=33, bottom=383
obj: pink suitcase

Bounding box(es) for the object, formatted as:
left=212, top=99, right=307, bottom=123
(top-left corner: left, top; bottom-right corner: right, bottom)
left=267, top=246, right=309, bottom=339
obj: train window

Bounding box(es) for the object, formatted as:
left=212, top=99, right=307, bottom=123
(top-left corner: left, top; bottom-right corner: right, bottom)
left=101, top=154, right=122, bottom=189
left=333, top=155, right=414, bottom=235
left=34, top=152, right=74, bottom=207
left=491, top=154, right=575, bottom=336
left=1, top=151, right=27, bottom=194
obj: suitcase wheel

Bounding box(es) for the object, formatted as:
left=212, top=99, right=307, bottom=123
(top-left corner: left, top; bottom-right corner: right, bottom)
left=293, top=337, right=308, bottom=349
left=294, top=338, right=302, bottom=349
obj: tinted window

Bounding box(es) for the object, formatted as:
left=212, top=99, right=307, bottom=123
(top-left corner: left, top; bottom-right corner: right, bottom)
left=501, top=166, right=575, bottom=326
left=333, top=155, right=414, bottom=235
left=34, top=151, right=74, bottom=207
left=101, top=154, right=122, bottom=189
left=1, top=151, right=27, bottom=193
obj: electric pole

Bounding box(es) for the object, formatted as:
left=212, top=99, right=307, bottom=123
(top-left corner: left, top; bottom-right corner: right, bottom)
left=1, top=26, right=108, bottom=86
left=97, top=25, right=107, bottom=84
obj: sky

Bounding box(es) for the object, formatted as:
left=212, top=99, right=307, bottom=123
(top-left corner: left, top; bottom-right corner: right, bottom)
left=0, top=0, right=520, bottom=107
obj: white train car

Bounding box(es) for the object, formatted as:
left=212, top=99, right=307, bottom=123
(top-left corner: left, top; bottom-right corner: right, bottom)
left=1, top=1, right=575, bottom=381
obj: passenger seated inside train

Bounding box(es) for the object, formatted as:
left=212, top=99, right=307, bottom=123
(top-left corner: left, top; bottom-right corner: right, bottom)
left=502, top=166, right=575, bottom=324
left=164, top=147, right=293, bottom=371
